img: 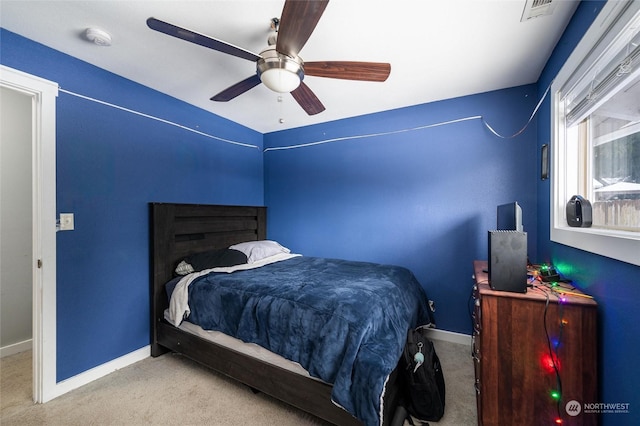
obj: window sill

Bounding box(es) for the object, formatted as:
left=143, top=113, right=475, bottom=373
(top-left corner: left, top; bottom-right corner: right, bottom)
left=551, top=225, right=640, bottom=266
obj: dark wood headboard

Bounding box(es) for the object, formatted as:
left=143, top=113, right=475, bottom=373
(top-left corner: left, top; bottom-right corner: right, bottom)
left=149, top=203, right=266, bottom=352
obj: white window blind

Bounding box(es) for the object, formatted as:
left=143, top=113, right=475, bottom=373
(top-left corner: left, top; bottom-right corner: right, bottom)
left=563, top=7, right=640, bottom=128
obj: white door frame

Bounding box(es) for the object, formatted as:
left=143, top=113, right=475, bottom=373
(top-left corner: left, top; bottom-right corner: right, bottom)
left=1, top=65, right=58, bottom=403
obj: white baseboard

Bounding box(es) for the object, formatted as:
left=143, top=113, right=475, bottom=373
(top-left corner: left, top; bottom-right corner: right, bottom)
left=46, top=345, right=150, bottom=402
left=0, top=339, right=32, bottom=358
left=425, top=328, right=472, bottom=346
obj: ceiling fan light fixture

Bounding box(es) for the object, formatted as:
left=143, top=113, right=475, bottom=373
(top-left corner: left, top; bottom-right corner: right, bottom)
left=260, top=68, right=301, bottom=93
left=257, top=47, right=303, bottom=93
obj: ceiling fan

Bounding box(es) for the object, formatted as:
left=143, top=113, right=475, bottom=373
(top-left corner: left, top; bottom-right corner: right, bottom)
left=146, top=0, right=391, bottom=115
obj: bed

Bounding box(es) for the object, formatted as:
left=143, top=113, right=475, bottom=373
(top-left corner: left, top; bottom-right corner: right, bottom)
left=150, top=203, right=434, bottom=426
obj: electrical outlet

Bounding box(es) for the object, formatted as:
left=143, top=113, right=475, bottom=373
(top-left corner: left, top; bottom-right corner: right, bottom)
left=59, top=213, right=74, bottom=231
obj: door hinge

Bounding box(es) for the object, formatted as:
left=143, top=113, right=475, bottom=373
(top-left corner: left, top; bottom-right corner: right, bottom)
left=37, top=259, right=43, bottom=268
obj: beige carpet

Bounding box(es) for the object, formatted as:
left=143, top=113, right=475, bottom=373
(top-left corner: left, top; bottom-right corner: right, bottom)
left=1, top=339, right=476, bottom=425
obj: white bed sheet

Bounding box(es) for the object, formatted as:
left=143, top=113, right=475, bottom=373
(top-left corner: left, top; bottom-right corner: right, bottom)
left=163, top=309, right=323, bottom=381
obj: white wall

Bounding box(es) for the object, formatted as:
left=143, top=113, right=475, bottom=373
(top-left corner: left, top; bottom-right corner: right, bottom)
left=0, top=86, right=33, bottom=353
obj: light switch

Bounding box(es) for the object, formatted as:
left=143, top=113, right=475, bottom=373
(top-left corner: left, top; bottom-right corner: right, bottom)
left=59, top=213, right=74, bottom=231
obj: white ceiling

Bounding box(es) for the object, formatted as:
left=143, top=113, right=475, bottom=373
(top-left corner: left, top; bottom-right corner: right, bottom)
left=0, top=0, right=579, bottom=133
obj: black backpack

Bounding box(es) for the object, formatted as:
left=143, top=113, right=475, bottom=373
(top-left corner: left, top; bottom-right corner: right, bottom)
left=399, top=327, right=446, bottom=423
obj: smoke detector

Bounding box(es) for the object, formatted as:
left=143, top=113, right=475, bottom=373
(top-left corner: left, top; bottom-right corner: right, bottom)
left=84, top=28, right=112, bottom=46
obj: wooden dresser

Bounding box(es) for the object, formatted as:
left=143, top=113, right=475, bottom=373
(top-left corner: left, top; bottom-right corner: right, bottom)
left=472, top=260, right=598, bottom=425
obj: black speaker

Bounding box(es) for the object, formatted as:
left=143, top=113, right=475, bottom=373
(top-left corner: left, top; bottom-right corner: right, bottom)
left=566, top=195, right=592, bottom=227
left=488, top=231, right=527, bottom=293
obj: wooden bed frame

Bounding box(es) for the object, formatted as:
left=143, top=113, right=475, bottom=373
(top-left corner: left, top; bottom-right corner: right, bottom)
left=150, top=203, right=403, bottom=426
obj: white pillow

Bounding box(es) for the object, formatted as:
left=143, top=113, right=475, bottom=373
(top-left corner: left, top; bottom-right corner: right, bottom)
left=229, top=240, right=291, bottom=264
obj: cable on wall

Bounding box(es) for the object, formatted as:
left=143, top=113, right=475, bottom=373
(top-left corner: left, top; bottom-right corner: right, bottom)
left=58, top=88, right=261, bottom=150
left=263, top=116, right=481, bottom=152
left=264, top=81, right=553, bottom=152
left=482, top=81, right=552, bottom=139
left=59, top=79, right=552, bottom=153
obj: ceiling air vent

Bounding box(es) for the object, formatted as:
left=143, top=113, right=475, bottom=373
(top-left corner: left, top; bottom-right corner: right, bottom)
left=521, top=0, right=556, bottom=22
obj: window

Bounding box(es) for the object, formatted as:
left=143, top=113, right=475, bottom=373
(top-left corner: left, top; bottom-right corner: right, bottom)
left=551, top=1, right=640, bottom=266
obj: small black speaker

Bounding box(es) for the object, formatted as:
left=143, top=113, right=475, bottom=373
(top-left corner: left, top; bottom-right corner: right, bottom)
left=566, top=195, right=592, bottom=227
left=488, top=231, right=527, bottom=293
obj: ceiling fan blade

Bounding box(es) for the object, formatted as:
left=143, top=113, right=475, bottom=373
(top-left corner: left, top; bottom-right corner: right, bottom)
left=211, top=75, right=262, bottom=102
left=147, top=17, right=261, bottom=62
left=276, top=0, right=329, bottom=58
left=304, top=61, right=391, bottom=82
left=291, top=82, right=325, bottom=115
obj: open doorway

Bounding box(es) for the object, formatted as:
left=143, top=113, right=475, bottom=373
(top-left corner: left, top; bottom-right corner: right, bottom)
left=1, top=87, right=33, bottom=357
left=0, top=65, right=58, bottom=403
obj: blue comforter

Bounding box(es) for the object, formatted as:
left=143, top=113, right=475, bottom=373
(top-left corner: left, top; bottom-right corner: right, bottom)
left=184, top=256, right=434, bottom=426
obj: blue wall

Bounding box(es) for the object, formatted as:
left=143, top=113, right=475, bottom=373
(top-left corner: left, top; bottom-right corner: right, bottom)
left=4, top=3, right=638, bottom=422
left=265, top=85, right=539, bottom=334
left=1, top=29, right=264, bottom=381
left=536, top=2, right=640, bottom=425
